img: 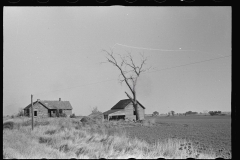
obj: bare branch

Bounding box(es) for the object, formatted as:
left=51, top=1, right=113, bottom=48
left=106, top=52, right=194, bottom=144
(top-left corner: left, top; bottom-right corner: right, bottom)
left=138, top=59, right=147, bottom=74
left=123, top=61, right=134, bottom=69
left=139, top=52, right=146, bottom=62
left=141, top=66, right=152, bottom=73
left=122, top=70, right=132, bottom=75
left=128, top=53, right=137, bottom=69
left=124, top=52, right=140, bottom=76
left=119, top=78, right=125, bottom=85
left=137, top=53, right=149, bottom=74
left=104, top=50, right=134, bottom=93
left=118, top=54, right=126, bottom=67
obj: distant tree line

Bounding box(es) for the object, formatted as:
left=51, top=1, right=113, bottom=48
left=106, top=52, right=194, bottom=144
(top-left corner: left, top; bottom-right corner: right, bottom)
left=208, top=111, right=223, bottom=116
left=149, top=110, right=226, bottom=117
left=185, top=111, right=198, bottom=115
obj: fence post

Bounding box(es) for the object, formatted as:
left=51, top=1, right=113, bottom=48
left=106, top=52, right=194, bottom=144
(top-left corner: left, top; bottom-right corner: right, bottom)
left=31, top=94, right=34, bottom=130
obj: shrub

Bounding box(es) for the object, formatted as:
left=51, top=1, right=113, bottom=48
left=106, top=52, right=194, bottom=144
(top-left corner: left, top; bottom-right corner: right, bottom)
left=72, top=119, right=81, bottom=125
left=60, top=113, right=67, bottom=117
left=70, top=113, right=76, bottom=118
left=80, top=116, right=95, bottom=124
left=59, top=144, right=70, bottom=153
left=55, top=110, right=67, bottom=117
left=39, top=137, right=53, bottom=144
left=170, top=111, right=175, bottom=116
left=3, top=121, right=14, bottom=130
left=209, top=111, right=221, bottom=116
left=17, top=110, right=24, bottom=117
left=91, top=106, right=99, bottom=114
left=91, top=115, right=104, bottom=123
left=45, top=130, right=56, bottom=135
left=152, top=111, right=159, bottom=116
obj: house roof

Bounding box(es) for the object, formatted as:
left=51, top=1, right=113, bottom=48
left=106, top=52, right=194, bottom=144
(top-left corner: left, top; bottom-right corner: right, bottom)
left=103, top=109, right=123, bottom=115
left=111, top=99, right=145, bottom=110
left=24, top=100, right=73, bottom=110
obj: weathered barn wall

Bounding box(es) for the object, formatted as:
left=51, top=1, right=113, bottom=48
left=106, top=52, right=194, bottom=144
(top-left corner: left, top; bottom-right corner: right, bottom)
left=124, top=103, right=145, bottom=120
left=109, top=110, right=126, bottom=116
left=125, top=103, right=136, bottom=121
left=137, top=104, right=145, bottom=120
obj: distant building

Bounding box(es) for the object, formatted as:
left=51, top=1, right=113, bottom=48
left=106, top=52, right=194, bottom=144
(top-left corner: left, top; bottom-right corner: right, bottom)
left=103, top=99, right=145, bottom=121
left=23, top=98, right=73, bottom=117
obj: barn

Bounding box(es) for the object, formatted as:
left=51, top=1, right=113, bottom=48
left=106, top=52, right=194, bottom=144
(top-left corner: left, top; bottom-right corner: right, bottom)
left=103, top=99, right=145, bottom=121
left=23, top=98, right=73, bottom=117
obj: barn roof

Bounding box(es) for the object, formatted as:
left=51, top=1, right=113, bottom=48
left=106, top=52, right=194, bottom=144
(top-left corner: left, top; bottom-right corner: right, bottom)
left=111, top=99, right=145, bottom=110
left=103, top=109, right=123, bottom=115
left=24, top=100, right=73, bottom=110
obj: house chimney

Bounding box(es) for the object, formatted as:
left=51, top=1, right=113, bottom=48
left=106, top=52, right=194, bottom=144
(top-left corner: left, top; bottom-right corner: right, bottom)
left=59, top=98, right=61, bottom=101
left=37, top=99, right=40, bottom=102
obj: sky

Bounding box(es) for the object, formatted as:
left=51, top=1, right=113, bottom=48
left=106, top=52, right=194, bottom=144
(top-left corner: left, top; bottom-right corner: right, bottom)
left=3, top=6, right=231, bottom=116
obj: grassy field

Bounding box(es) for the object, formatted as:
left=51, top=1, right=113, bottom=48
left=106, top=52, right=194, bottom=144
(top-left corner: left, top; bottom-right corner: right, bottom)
left=3, top=115, right=231, bottom=159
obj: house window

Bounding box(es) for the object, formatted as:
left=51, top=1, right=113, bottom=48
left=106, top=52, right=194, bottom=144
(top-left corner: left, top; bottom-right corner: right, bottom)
left=59, top=109, right=62, bottom=114
left=34, top=111, right=37, bottom=116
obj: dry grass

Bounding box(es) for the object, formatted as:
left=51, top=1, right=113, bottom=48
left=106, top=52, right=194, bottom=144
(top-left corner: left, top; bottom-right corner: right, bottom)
left=3, top=116, right=221, bottom=159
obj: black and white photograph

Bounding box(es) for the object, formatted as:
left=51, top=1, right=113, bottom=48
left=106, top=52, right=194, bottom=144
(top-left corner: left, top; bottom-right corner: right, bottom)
left=3, top=7, right=231, bottom=159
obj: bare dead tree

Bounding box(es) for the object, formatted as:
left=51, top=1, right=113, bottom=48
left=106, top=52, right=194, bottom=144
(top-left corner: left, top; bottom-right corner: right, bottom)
left=103, top=49, right=151, bottom=121
left=92, top=106, right=99, bottom=114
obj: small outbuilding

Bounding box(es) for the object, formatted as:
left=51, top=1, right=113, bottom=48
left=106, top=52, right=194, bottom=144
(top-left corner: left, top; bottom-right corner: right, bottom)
left=103, top=99, right=145, bottom=121
left=23, top=98, right=73, bottom=117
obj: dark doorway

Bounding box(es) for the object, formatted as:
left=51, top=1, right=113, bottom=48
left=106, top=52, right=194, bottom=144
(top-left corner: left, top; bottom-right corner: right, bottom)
left=48, top=110, right=51, bottom=117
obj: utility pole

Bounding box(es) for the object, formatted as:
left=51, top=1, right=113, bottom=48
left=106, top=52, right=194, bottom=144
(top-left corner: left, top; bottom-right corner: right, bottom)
left=31, top=94, right=34, bottom=130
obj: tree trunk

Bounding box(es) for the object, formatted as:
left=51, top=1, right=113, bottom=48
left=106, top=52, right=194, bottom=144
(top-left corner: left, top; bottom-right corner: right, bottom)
left=134, top=102, right=140, bottom=121
left=133, top=91, right=140, bottom=121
